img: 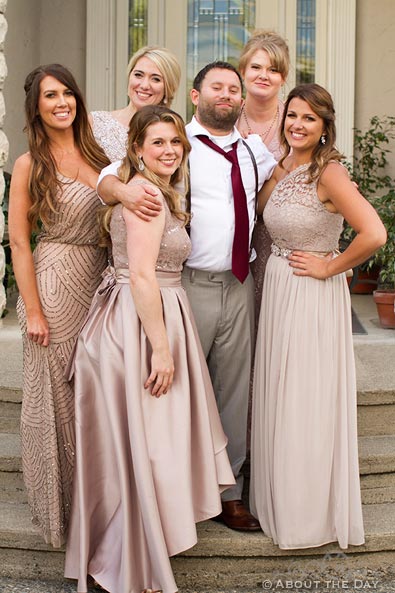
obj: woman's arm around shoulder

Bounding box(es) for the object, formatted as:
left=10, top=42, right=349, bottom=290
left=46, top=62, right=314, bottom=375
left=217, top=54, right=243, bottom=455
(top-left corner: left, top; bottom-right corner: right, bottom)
left=8, top=153, right=50, bottom=346
left=123, top=195, right=174, bottom=397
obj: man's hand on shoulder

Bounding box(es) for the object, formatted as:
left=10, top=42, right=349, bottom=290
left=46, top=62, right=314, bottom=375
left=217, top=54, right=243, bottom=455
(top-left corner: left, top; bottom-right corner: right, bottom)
left=125, top=182, right=162, bottom=222
left=97, top=174, right=162, bottom=222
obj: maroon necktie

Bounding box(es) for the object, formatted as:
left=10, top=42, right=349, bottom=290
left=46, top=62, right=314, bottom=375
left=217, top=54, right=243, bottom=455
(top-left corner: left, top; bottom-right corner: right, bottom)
left=197, top=135, right=249, bottom=283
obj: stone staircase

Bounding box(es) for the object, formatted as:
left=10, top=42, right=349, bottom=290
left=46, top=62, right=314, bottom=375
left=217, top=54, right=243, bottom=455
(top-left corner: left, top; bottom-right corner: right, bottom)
left=1, top=296, right=395, bottom=589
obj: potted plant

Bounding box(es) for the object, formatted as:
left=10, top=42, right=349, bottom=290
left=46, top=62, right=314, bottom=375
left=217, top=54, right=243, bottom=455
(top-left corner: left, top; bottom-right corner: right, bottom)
left=371, top=189, right=395, bottom=328
left=342, top=116, right=395, bottom=306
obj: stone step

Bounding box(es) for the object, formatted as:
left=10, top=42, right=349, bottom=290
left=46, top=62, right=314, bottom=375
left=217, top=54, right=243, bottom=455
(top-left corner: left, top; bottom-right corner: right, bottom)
left=0, top=387, right=22, bottom=404
left=357, top=390, right=395, bottom=436
left=1, top=434, right=395, bottom=505
left=2, top=387, right=395, bottom=436
left=0, top=500, right=394, bottom=587
left=359, top=435, right=395, bottom=474
left=359, top=435, right=395, bottom=504
left=0, top=400, right=21, bottom=433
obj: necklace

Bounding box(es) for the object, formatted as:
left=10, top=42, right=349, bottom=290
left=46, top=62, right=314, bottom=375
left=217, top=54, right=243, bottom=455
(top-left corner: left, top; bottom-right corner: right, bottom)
left=241, top=104, right=280, bottom=143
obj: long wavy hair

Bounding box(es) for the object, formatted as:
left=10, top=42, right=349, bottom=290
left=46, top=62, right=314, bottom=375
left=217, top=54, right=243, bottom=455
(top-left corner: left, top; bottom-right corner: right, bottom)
left=101, top=105, right=190, bottom=241
left=279, top=83, right=343, bottom=182
left=24, top=63, right=109, bottom=227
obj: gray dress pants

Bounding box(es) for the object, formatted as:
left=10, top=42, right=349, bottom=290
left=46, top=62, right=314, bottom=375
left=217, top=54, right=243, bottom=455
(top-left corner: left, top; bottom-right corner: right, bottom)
left=182, top=266, right=255, bottom=501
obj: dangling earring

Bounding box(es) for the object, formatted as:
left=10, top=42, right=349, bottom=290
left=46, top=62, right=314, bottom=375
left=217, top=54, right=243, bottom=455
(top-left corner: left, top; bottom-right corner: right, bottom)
left=138, top=156, right=145, bottom=171
left=162, top=96, right=167, bottom=105
left=281, top=85, right=286, bottom=102
left=320, top=134, right=326, bottom=145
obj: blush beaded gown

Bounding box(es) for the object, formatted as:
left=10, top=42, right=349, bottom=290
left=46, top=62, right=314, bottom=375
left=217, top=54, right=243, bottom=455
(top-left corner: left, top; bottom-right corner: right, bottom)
left=17, top=177, right=107, bottom=547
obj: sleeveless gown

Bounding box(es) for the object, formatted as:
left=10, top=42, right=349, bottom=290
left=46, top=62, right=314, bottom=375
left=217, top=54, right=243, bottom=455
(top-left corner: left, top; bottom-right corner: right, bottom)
left=250, top=164, right=365, bottom=550
left=16, top=177, right=107, bottom=547
left=90, top=111, right=128, bottom=161
left=64, top=198, right=235, bottom=593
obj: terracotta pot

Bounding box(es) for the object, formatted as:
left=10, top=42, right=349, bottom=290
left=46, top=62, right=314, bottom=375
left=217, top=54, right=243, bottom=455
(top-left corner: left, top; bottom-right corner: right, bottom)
left=373, top=289, right=395, bottom=329
left=348, top=267, right=379, bottom=294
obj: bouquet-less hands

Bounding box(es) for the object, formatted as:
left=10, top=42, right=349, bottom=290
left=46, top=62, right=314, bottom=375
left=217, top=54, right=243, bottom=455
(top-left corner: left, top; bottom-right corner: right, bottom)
left=145, top=348, right=175, bottom=397
left=26, top=311, right=50, bottom=347
left=288, top=251, right=332, bottom=280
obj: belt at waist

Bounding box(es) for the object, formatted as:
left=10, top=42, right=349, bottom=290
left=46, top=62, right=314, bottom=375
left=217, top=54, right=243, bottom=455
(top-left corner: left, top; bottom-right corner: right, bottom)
left=115, top=268, right=182, bottom=287
left=271, top=243, right=333, bottom=259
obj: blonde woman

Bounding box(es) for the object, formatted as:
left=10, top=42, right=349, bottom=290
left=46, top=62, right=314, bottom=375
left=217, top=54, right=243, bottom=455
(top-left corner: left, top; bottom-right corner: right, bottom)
left=238, top=30, right=290, bottom=319
left=90, top=45, right=181, bottom=162
left=91, top=45, right=182, bottom=223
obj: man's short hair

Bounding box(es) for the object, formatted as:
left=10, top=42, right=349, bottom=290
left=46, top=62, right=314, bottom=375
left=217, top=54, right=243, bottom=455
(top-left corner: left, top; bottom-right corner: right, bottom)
left=192, top=61, right=243, bottom=92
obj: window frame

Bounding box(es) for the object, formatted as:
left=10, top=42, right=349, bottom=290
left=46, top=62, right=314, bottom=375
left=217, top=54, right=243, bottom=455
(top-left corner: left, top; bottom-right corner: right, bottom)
left=86, top=0, right=356, bottom=157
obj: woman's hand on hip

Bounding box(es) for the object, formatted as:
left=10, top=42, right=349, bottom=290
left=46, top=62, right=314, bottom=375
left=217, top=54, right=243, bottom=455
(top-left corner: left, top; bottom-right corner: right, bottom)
left=288, top=251, right=331, bottom=280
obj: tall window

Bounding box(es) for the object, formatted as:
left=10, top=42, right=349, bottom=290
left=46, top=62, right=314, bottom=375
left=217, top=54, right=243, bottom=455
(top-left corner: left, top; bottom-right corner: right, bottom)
left=187, top=0, right=255, bottom=116
left=296, top=0, right=316, bottom=84
left=129, top=0, right=148, bottom=57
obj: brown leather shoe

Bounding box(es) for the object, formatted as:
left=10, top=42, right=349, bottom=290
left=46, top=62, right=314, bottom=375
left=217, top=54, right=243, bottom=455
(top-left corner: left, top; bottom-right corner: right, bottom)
left=214, top=500, right=261, bottom=531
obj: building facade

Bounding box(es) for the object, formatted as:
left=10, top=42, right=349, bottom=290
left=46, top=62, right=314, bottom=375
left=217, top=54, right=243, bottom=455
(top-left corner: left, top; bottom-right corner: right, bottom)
left=2, top=0, right=395, bottom=311
left=5, top=0, right=395, bottom=166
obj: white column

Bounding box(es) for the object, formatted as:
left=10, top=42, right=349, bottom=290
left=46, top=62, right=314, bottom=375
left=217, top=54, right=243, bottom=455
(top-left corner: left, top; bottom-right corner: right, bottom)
left=86, top=0, right=130, bottom=112
left=0, top=0, right=8, bottom=317
left=325, top=0, right=356, bottom=160
left=255, top=0, right=356, bottom=160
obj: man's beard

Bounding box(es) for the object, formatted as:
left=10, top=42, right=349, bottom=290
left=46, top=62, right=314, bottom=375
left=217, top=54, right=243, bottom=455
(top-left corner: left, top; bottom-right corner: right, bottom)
left=197, top=99, right=241, bottom=132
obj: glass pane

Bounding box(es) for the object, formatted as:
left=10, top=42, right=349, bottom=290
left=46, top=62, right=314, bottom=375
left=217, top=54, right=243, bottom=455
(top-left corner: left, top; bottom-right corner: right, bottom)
left=296, top=0, right=316, bottom=84
left=129, top=0, right=148, bottom=57
left=187, top=0, right=256, bottom=118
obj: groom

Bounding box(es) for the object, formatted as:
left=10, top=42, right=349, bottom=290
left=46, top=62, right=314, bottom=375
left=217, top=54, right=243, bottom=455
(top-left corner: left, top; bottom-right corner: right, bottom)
left=97, top=61, right=276, bottom=531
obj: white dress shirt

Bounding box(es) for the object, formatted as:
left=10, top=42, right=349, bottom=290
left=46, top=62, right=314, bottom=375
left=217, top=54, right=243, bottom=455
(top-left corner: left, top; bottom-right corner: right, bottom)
left=186, top=116, right=276, bottom=271
left=97, top=116, right=277, bottom=272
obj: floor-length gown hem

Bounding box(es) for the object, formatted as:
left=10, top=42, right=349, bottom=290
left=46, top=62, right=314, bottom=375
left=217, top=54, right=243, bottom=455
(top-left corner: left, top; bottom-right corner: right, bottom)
left=250, top=164, right=364, bottom=551
left=65, top=201, right=234, bottom=593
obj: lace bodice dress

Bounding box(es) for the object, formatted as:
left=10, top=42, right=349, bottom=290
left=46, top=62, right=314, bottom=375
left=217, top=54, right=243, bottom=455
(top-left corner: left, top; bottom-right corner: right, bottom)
left=90, top=111, right=128, bottom=162
left=250, top=164, right=364, bottom=550
left=264, top=163, right=344, bottom=252
left=65, top=192, right=234, bottom=593
left=17, top=178, right=107, bottom=547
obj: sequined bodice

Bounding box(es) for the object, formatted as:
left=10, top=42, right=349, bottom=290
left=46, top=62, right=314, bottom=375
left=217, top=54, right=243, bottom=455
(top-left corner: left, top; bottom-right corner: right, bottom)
left=38, top=177, right=103, bottom=246
left=263, top=164, right=344, bottom=252
left=110, top=186, right=191, bottom=272
left=91, top=111, right=128, bottom=162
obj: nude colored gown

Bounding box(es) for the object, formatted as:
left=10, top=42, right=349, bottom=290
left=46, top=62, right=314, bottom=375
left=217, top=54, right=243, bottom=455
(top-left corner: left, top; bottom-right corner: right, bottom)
left=250, top=164, right=365, bottom=550
left=17, top=177, right=107, bottom=547
left=65, top=196, right=235, bottom=593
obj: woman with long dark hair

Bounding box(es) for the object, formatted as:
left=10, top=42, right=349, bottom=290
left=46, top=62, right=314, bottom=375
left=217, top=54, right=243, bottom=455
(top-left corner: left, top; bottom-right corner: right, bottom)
left=250, top=83, right=386, bottom=549
left=8, top=63, right=109, bottom=547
